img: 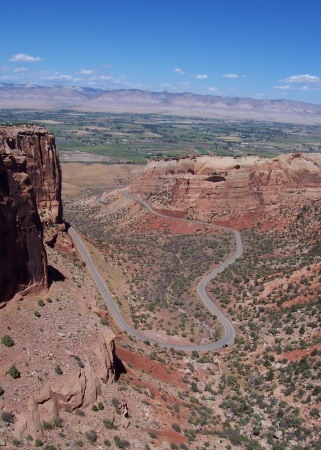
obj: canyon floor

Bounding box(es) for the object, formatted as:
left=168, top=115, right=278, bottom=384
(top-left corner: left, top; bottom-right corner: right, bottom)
left=1, top=160, right=321, bottom=450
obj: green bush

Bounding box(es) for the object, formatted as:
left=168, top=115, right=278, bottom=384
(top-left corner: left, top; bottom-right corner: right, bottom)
left=55, top=365, right=63, bottom=375
left=103, top=418, right=114, bottom=429
left=172, top=422, right=181, bottom=433
left=42, top=421, right=53, bottom=431
left=34, top=310, right=41, bottom=318
left=35, top=440, right=43, bottom=447
left=1, top=335, right=15, bottom=347
left=1, top=411, right=14, bottom=423
left=8, top=365, right=20, bottom=379
left=38, top=299, right=45, bottom=307
left=85, top=430, right=97, bottom=443
left=114, top=436, right=130, bottom=448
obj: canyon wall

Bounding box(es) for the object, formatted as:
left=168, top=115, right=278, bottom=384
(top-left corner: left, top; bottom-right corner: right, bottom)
left=130, top=153, right=321, bottom=221
left=0, top=125, right=63, bottom=302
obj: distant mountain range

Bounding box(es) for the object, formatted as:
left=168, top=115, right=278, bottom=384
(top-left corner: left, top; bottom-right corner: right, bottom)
left=1, top=83, right=321, bottom=124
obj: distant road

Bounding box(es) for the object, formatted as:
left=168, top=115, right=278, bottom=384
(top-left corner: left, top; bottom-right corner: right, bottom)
left=68, top=191, right=243, bottom=351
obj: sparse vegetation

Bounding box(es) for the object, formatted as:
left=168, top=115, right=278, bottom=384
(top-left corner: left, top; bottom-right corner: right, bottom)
left=1, top=334, right=15, bottom=347
left=7, top=365, right=20, bottom=379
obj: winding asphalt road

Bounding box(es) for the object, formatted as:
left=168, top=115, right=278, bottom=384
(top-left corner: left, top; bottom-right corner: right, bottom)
left=68, top=191, right=243, bottom=351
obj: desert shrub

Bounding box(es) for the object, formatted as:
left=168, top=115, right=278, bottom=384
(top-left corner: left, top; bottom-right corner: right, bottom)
left=114, top=435, right=130, bottom=448
left=42, top=421, right=53, bottom=431
left=53, top=418, right=63, bottom=428
left=34, top=310, right=41, bottom=318
left=55, top=365, right=63, bottom=375
left=8, top=365, right=20, bottom=379
left=37, top=299, right=45, bottom=307
left=1, top=334, right=15, bottom=347
left=103, top=418, right=114, bottom=429
left=172, top=422, right=181, bottom=433
left=85, top=430, right=97, bottom=443
left=1, top=411, right=14, bottom=423
left=35, top=440, right=43, bottom=447
left=0, top=387, right=4, bottom=396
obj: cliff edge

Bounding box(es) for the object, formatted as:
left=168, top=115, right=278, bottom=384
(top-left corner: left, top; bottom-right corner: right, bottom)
left=130, top=153, right=321, bottom=222
left=0, top=125, right=63, bottom=302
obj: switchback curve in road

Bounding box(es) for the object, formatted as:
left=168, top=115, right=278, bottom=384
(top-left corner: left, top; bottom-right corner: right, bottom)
left=68, top=191, right=243, bottom=351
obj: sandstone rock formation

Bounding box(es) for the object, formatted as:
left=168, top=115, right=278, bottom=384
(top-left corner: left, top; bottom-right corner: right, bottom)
left=0, top=147, right=47, bottom=302
left=94, top=328, right=116, bottom=384
left=0, top=125, right=63, bottom=302
left=14, top=361, right=100, bottom=440
left=0, top=125, right=62, bottom=224
left=14, top=330, right=117, bottom=440
left=130, top=153, right=321, bottom=221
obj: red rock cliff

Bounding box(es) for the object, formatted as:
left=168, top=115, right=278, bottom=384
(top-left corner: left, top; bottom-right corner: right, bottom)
left=0, top=125, right=63, bottom=302
left=0, top=125, right=62, bottom=224
left=130, top=153, right=321, bottom=221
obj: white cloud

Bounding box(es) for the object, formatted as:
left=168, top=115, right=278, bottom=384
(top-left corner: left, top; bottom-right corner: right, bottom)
left=274, top=84, right=291, bottom=90
left=194, top=74, right=208, bottom=79
left=300, top=85, right=320, bottom=92
left=209, top=87, right=218, bottom=92
left=79, top=69, right=94, bottom=75
left=39, top=71, right=80, bottom=82
left=281, top=74, right=321, bottom=84
left=10, top=53, right=42, bottom=63
left=223, top=73, right=240, bottom=79
left=173, top=67, right=184, bottom=75
left=14, top=68, right=27, bottom=73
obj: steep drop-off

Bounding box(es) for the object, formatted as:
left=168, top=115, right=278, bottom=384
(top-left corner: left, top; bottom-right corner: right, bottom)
left=130, top=153, right=321, bottom=222
left=0, top=125, right=63, bottom=302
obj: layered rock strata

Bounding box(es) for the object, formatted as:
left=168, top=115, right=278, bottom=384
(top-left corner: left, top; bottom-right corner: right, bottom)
left=0, top=125, right=62, bottom=224
left=130, top=153, right=321, bottom=220
left=0, top=125, right=63, bottom=302
left=0, top=149, right=47, bottom=301
left=14, top=330, right=117, bottom=440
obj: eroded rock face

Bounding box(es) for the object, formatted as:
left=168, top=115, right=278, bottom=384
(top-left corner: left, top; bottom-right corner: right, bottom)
left=14, top=362, right=100, bottom=441
left=0, top=125, right=63, bottom=302
left=0, top=151, right=47, bottom=302
left=14, top=330, right=117, bottom=440
left=130, top=153, right=321, bottom=221
left=94, top=328, right=116, bottom=384
left=0, top=125, right=63, bottom=224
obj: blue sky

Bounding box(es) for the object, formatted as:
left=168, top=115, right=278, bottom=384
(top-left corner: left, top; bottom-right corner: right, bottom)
left=2, top=0, right=321, bottom=104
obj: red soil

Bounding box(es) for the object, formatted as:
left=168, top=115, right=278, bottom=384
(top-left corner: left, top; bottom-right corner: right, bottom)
left=139, top=213, right=209, bottom=235
left=142, top=427, right=187, bottom=445
left=279, top=343, right=321, bottom=362
left=117, top=347, right=185, bottom=387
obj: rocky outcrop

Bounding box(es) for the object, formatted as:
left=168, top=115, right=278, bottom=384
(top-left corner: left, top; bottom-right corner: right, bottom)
left=0, top=149, right=47, bottom=302
left=14, top=330, right=117, bottom=440
left=130, top=153, right=321, bottom=221
left=0, top=125, right=63, bottom=302
left=0, top=125, right=62, bottom=224
left=94, top=329, right=116, bottom=384
left=14, top=361, right=100, bottom=440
